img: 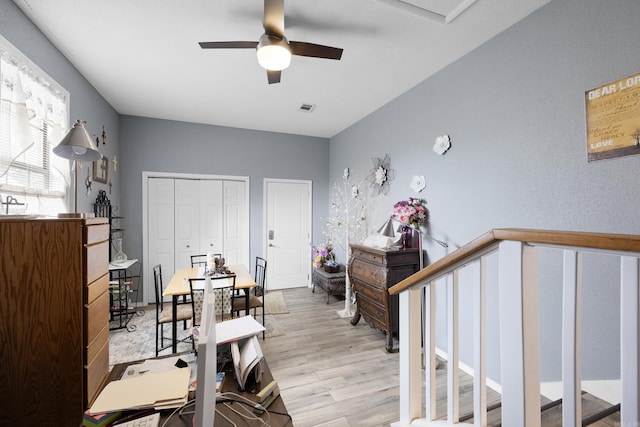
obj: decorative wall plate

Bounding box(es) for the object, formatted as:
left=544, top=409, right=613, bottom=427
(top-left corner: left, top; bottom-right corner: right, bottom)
left=410, top=175, right=426, bottom=193
left=366, top=154, right=395, bottom=196
left=433, top=135, right=451, bottom=155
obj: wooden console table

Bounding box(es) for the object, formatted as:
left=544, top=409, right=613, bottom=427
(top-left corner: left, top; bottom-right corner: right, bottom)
left=348, top=244, right=420, bottom=352
left=312, top=265, right=346, bottom=303
left=105, top=353, right=292, bottom=426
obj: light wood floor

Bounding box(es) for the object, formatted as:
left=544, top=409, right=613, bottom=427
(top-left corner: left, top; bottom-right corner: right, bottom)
left=263, top=287, right=504, bottom=427
left=262, top=287, right=404, bottom=427
left=261, top=287, right=620, bottom=427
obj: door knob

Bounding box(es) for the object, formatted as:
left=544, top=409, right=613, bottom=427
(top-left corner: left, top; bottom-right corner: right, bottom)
left=268, top=243, right=278, bottom=248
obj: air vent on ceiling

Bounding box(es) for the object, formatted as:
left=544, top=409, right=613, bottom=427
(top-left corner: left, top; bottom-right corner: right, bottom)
left=299, top=103, right=316, bottom=113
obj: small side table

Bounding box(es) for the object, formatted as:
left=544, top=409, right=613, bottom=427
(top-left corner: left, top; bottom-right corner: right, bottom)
left=312, top=266, right=346, bottom=304
left=108, top=259, right=142, bottom=331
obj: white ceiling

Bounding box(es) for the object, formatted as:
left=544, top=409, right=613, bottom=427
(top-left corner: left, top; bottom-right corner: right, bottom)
left=13, top=0, right=551, bottom=138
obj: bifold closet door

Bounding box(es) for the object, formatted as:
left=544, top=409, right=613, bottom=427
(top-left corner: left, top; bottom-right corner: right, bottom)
left=198, top=180, right=224, bottom=258
left=147, top=176, right=248, bottom=301
left=148, top=178, right=176, bottom=282
left=222, top=180, right=247, bottom=266
left=174, top=179, right=202, bottom=270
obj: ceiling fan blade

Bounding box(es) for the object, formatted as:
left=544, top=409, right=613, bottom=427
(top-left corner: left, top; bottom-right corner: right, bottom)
left=267, top=70, right=281, bottom=84
left=199, top=41, right=258, bottom=49
left=289, top=41, right=343, bottom=60
left=263, top=0, right=285, bottom=38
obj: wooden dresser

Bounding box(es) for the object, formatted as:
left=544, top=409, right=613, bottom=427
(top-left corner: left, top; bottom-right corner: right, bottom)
left=348, top=244, right=420, bottom=352
left=0, top=217, right=110, bottom=426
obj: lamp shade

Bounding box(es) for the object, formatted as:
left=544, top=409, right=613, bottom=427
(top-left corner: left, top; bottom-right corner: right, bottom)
left=53, top=120, right=102, bottom=161
left=377, top=217, right=396, bottom=238
left=256, top=34, right=292, bottom=71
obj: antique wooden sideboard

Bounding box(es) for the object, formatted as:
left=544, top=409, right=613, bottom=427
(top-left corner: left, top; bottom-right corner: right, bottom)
left=348, top=244, right=420, bottom=352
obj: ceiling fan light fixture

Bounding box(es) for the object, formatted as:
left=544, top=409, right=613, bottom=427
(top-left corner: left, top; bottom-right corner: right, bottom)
left=256, top=34, right=291, bottom=71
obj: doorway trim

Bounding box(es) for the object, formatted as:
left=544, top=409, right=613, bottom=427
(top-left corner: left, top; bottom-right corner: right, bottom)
left=263, top=178, right=313, bottom=290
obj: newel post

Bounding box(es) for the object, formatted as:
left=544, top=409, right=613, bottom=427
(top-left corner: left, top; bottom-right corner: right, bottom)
left=396, top=286, right=422, bottom=426
left=498, top=241, right=541, bottom=427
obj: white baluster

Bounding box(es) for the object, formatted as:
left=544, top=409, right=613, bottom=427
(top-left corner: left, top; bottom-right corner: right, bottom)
left=620, top=256, right=640, bottom=424
left=425, top=281, right=437, bottom=421
left=473, top=257, right=488, bottom=427
left=498, top=241, right=540, bottom=427
left=562, top=250, right=582, bottom=427
left=447, top=271, right=460, bottom=422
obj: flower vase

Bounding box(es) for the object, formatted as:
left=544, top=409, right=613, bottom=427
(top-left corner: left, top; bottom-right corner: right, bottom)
left=401, top=226, right=412, bottom=249
left=112, top=237, right=128, bottom=264
left=401, top=226, right=420, bottom=249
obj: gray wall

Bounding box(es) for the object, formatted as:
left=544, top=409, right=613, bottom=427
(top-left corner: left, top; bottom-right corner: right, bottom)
left=0, top=0, right=121, bottom=213
left=4, top=0, right=637, bottom=384
left=119, top=115, right=330, bottom=272
left=1, top=0, right=331, bottom=293
left=330, top=0, right=640, bottom=382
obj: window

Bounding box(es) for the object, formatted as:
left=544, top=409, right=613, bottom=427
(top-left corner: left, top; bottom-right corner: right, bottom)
left=0, top=34, right=70, bottom=216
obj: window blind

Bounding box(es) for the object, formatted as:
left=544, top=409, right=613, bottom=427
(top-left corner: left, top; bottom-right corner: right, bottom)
left=0, top=35, right=70, bottom=215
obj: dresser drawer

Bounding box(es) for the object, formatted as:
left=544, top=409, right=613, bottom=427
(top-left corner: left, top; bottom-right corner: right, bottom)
left=85, top=338, right=109, bottom=407
left=350, top=260, right=387, bottom=289
left=84, top=223, right=109, bottom=245
left=85, top=273, right=109, bottom=304
left=355, top=280, right=385, bottom=305
left=85, top=241, right=109, bottom=284
left=358, top=295, right=387, bottom=331
left=350, top=246, right=385, bottom=264
left=85, top=289, right=109, bottom=345
left=86, top=323, right=109, bottom=365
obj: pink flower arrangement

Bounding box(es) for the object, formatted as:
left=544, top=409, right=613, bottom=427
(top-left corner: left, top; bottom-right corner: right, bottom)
left=391, top=197, right=427, bottom=228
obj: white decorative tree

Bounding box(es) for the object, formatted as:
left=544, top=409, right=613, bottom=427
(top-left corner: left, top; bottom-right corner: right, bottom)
left=324, top=168, right=369, bottom=317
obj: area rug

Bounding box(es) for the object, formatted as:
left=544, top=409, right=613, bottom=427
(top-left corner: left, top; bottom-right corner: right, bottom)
left=260, top=291, right=289, bottom=315
left=108, top=305, right=285, bottom=368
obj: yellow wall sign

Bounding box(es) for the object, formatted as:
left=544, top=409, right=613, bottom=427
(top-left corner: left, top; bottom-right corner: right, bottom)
left=585, top=71, right=640, bottom=162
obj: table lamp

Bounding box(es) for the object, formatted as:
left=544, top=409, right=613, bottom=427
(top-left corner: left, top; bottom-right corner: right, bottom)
left=377, top=217, right=448, bottom=270
left=53, top=119, right=102, bottom=215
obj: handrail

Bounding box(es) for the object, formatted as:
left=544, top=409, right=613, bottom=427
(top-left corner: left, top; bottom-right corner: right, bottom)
left=389, top=228, right=640, bottom=296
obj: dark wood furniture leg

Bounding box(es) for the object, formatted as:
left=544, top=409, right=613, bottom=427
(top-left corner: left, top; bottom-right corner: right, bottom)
left=172, top=295, right=178, bottom=353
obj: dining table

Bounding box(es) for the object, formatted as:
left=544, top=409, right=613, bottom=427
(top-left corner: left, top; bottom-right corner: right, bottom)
left=163, top=264, right=256, bottom=353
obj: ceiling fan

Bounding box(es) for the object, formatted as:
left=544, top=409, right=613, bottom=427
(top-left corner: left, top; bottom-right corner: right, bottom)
left=199, top=0, right=343, bottom=84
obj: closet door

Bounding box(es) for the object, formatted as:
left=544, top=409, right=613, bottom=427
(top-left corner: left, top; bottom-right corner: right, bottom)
left=174, top=179, right=201, bottom=270
left=223, top=180, right=247, bottom=265
left=148, top=178, right=176, bottom=282
left=199, top=180, right=224, bottom=256
left=144, top=174, right=249, bottom=304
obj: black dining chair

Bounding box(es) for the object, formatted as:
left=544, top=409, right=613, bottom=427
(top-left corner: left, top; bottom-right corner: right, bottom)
left=191, top=274, right=237, bottom=325
left=190, top=253, right=222, bottom=268
left=176, top=253, right=222, bottom=330
left=233, top=256, right=267, bottom=339
left=153, top=264, right=194, bottom=356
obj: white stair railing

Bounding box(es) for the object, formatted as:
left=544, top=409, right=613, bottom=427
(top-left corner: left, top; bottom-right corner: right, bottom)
left=389, top=229, right=640, bottom=427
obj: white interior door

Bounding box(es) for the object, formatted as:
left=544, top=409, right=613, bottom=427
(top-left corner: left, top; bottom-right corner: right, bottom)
left=265, top=179, right=311, bottom=290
